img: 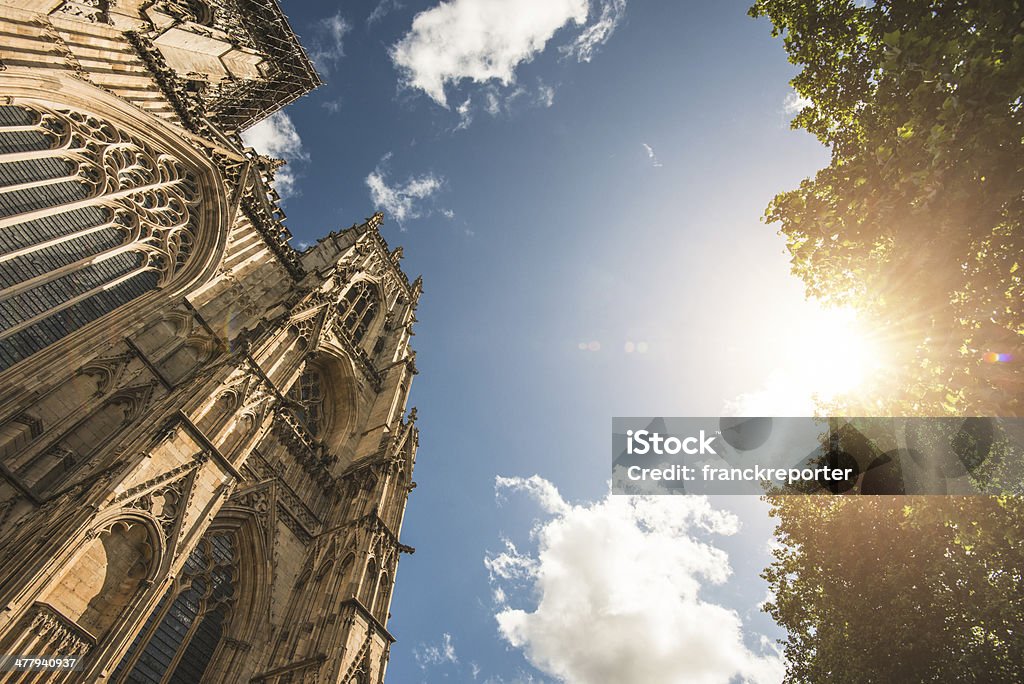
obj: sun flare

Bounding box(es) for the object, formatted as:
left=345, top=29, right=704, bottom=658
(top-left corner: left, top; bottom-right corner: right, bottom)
left=797, top=305, right=885, bottom=401
left=727, top=303, right=888, bottom=417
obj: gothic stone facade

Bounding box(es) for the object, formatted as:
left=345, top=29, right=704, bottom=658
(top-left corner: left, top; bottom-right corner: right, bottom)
left=0, top=2, right=421, bottom=682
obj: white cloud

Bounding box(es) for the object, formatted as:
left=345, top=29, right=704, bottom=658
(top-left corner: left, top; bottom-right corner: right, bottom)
left=241, top=111, right=305, bottom=161
left=414, top=632, right=459, bottom=668
left=642, top=142, right=663, bottom=168
left=455, top=96, right=474, bottom=130
left=536, top=83, right=555, bottom=108
left=561, top=0, right=626, bottom=63
left=495, top=474, right=570, bottom=515
left=783, top=90, right=812, bottom=115
left=464, top=82, right=551, bottom=123
left=368, top=0, right=403, bottom=26
left=365, top=154, right=445, bottom=225
left=484, top=89, right=503, bottom=116
left=390, top=0, right=589, bottom=107
left=240, top=111, right=307, bottom=200
left=488, top=476, right=783, bottom=684
left=723, top=368, right=818, bottom=417
left=485, top=538, right=539, bottom=585
left=482, top=673, right=546, bottom=684
left=309, top=12, right=352, bottom=74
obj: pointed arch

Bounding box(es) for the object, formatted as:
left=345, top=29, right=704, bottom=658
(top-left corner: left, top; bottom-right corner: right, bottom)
left=339, top=280, right=382, bottom=346
left=0, top=71, right=231, bottom=378
left=374, top=570, right=391, bottom=621
left=358, top=556, right=378, bottom=608
left=41, top=513, right=162, bottom=639
left=113, top=506, right=270, bottom=683
left=284, top=350, right=359, bottom=454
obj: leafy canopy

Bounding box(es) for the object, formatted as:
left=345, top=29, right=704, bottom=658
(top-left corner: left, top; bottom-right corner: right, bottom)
left=763, top=495, right=1024, bottom=683
left=750, top=0, right=1024, bottom=415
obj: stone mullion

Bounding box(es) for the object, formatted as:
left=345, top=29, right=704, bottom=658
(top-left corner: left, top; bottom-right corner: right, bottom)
left=157, top=594, right=210, bottom=684
left=0, top=626, right=43, bottom=683
left=0, top=178, right=184, bottom=232
left=0, top=219, right=116, bottom=263
left=0, top=262, right=154, bottom=342
left=0, top=172, right=79, bottom=197
left=0, top=121, right=63, bottom=138
left=0, top=146, right=93, bottom=165
left=106, top=578, right=179, bottom=684
left=0, top=240, right=142, bottom=303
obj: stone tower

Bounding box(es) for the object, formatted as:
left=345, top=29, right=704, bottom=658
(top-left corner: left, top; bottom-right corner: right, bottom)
left=0, top=2, right=421, bottom=682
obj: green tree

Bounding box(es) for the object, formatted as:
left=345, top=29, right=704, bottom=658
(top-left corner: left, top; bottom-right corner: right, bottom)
left=750, top=0, right=1024, bottom=415
left=763, top=495, right=1024, bottom=682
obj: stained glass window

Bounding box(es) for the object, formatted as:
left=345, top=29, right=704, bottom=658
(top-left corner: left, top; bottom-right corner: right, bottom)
left=116, top=531, right=236, bottom=684
left=0, top=104, right=201, bottom=371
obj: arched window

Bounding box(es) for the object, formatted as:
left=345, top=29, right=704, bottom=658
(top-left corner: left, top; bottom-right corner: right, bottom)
left=286, top=365, right=325, bottom=436
left=375, top=572, right=391, bottom=620
left=115, top=531, right=236, bottom=684
left=339, top=552, right=355, bottom=587
left=0, top=103, right=203, bottom=372
left=359, top=557, right=378, bottom=608
left=339, top=282, right=378, bottom=345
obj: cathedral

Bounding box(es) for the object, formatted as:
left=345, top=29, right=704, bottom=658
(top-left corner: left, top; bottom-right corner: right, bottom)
left=0, top=1, right=421, bottom=682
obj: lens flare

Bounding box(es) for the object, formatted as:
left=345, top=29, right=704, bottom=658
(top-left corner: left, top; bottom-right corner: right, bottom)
left=797, top=305, right=883, bottom=399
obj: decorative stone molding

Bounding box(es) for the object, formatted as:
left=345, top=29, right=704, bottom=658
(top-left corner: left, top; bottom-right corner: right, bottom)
left=26, top=602, right=96, bottom=655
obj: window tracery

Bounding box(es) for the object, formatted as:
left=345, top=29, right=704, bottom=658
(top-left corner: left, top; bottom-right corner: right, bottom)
left=286, top=365, right=325, bottom=436
left=115, top=531, right=236, bottom=684
left=0, top=103, right=202, bottom=372
left=339, top=282, right=378, bottom=346
left=375, top=572, right=391, bottom=620
left=359, top=557, right=377, bottom=608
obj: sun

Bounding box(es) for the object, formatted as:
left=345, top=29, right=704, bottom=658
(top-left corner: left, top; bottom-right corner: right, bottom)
left=794, top=304, right=885, bottom=403
left=726, top=302, right=888, bottom=417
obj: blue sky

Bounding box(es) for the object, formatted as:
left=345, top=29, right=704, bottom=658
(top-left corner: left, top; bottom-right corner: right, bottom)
left=243, top=1, right=851, bottom=681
